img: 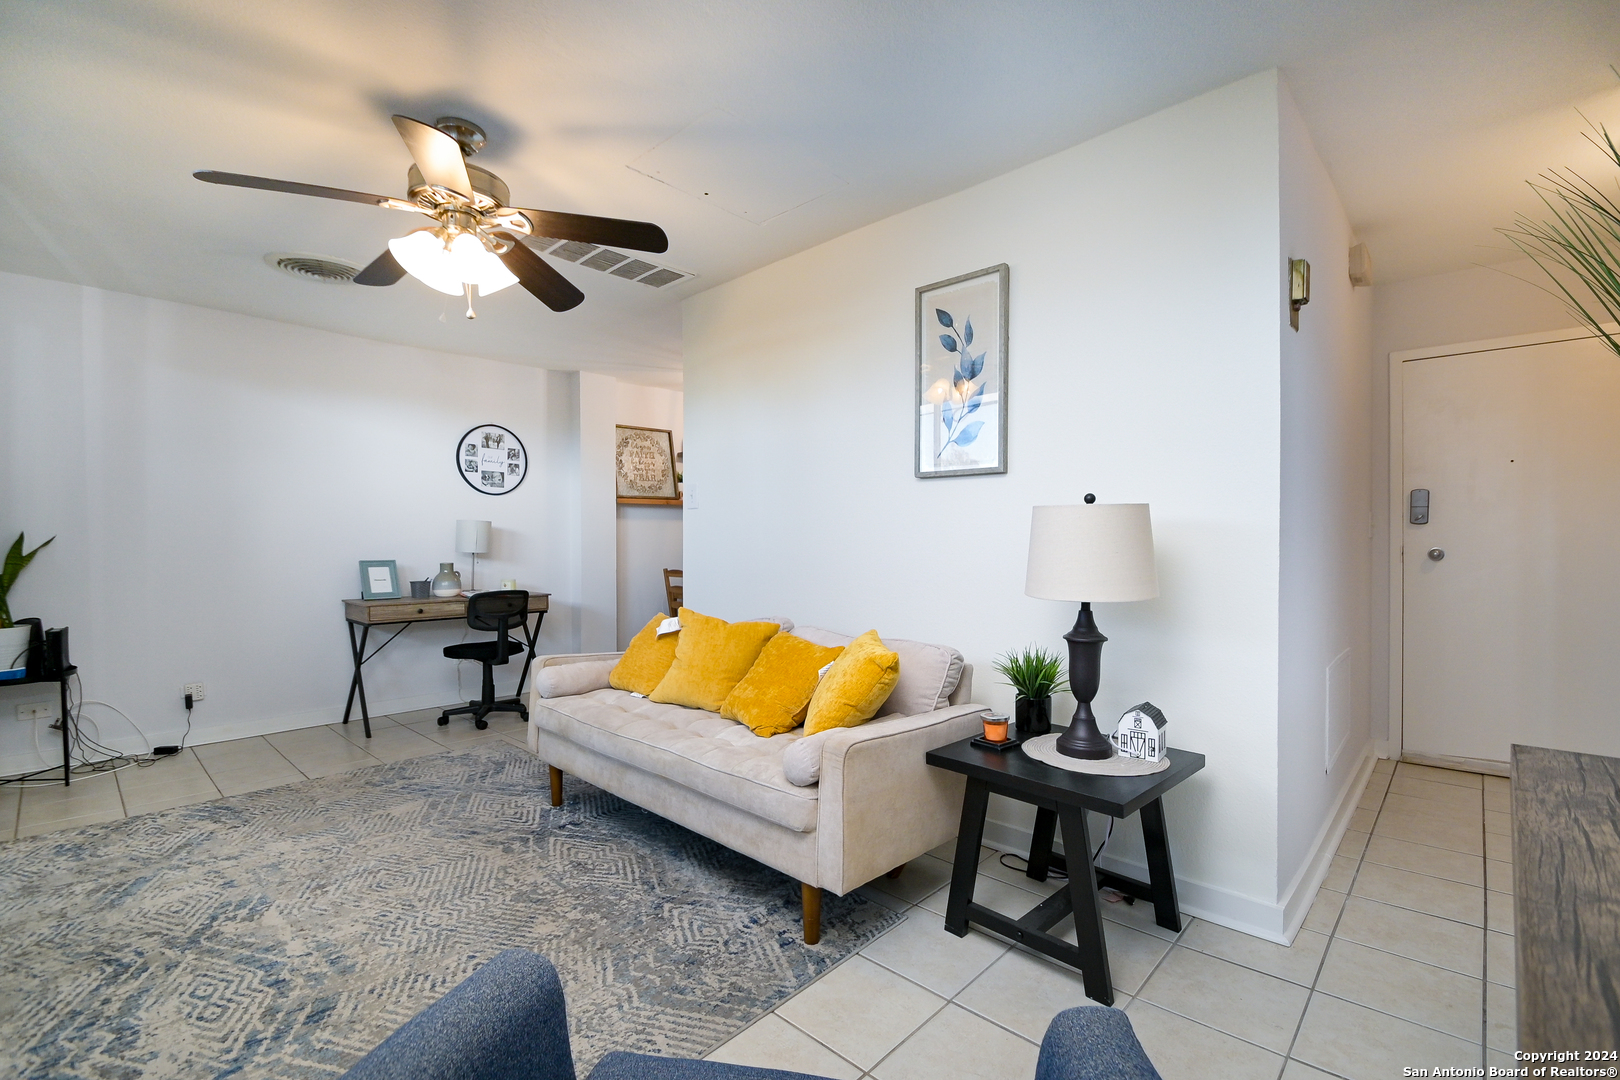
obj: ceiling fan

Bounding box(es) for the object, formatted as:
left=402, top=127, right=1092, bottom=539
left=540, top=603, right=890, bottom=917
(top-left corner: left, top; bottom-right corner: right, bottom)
left=195, top=115, right=669, bottom=317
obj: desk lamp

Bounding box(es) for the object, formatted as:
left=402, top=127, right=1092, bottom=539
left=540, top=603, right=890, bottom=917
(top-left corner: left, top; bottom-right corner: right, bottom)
left=456, top=519, right=492, bottom=592
left=1025, top=498, right=1158, bottom=759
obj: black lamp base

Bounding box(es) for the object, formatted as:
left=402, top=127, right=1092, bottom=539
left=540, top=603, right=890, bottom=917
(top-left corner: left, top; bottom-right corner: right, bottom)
left=1054, top=603, right=1115, bottom=760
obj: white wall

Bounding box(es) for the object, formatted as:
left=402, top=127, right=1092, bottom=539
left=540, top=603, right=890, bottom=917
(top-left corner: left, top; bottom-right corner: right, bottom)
left=684, top=73, right=1300, bottom=935
left=1275, top=84, right=1375, bottom=917
left=615, top=384, right=684, bottom=647
left=1367, top=260, right=1575, bottom=747
left=0, top=272, right=585, bottom=774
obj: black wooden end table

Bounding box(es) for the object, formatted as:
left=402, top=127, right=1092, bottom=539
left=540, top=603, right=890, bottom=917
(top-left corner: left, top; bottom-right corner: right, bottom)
left=925, top=736, right=1205, bottom=1005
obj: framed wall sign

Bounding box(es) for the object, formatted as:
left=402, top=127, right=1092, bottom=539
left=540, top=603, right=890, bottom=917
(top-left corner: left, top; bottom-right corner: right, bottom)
left=458, top=424, right=527, bottom=495
left=915, top=263, right=1009, bottom=478
left=615, top=425, right=680, bottom=503
left=359, top=560, right=401, bottom=600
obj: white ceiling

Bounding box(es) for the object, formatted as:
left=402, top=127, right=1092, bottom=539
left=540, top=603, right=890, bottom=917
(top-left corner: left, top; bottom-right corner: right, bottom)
left=3, top=0, right=1617, bottom=387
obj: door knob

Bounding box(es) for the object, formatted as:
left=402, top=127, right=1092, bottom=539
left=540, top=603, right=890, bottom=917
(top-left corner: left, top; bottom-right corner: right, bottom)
left=1428, top=548, right=1445, bottom=561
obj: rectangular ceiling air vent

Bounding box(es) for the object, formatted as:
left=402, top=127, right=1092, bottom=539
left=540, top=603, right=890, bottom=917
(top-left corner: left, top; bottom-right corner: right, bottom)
left=549, top=240, right=600, bottom=262
left=610, top=258, right=658, bottom=279
left=526, top=238, right=696, bottom=290
left=581, top=249, right=630, bottom=272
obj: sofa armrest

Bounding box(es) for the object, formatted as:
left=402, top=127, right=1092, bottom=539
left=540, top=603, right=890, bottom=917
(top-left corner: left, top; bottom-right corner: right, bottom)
left=529, top=654, right=624, bottom=711
left=341, top=950, right=576, bottom=1080
left=813, top=703, right=988, bottom=893
left=536, top=652, right=624, bottom=668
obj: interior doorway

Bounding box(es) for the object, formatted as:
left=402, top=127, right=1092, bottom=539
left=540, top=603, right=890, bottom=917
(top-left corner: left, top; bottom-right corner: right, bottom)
left=1393, top=327, right=1620, bottom=771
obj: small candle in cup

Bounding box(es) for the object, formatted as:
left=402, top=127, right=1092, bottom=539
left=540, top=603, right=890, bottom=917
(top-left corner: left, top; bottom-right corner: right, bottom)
left=982, top=714, right=1010, bottom=742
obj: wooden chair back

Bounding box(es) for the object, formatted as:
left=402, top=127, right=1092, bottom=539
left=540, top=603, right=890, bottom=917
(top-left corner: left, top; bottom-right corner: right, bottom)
left=663, top=569, right=683, bottom=615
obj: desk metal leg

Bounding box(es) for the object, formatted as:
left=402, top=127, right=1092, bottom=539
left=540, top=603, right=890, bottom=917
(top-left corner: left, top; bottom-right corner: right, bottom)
left=59, top=675, right=72, bottom=786
left=1140, top=797, right=1182, bottom=932
left=944, top=778, right=990, bottom=937
left=342, top=622, right=372, bottom=738
left=1026, top=807, right=1058, bottom=882
left=514, top=611, right=545, bottom=700
left=1056, top=804, right=1113, bottom=1004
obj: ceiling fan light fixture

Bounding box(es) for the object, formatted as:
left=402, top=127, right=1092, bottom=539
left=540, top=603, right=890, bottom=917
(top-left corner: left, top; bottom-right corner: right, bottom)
left=387, top=227, right=518, bottom=297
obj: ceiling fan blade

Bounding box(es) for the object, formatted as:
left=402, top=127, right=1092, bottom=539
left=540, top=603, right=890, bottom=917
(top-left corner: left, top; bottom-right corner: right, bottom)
left=352, top=248, right=407, bottom=287
left=194, top=170, right=394, bottom=206
left=392, top=115, right=473, bottom=198
left=498, top=240, right=585, bottom=312
left=518, top=209, right=669, bottom=254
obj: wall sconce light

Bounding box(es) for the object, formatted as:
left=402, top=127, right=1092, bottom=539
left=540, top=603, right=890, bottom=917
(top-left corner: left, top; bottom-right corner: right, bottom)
left=1289, top=258, right=1311, bottom=331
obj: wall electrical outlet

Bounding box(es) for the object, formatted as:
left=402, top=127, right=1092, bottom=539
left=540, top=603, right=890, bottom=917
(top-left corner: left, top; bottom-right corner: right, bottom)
left=16, top=700, right=57, bottom=722
left=183, top=682, right=206, bottom=702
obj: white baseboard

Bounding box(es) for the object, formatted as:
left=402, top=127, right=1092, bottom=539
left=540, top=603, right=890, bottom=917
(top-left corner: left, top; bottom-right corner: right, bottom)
left=1275, top=746, right=1376, bottom=941
left=0, top=688, right=471, bottom=777
left=978, top=744, right=1379, bottom=946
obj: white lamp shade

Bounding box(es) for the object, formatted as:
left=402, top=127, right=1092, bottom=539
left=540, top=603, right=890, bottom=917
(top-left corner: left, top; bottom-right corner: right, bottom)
left=1025, top=503, right=1158, bottom=603
left=456, top=519, right=492, bottom=554
left=388, top=229, right=519, bottom=296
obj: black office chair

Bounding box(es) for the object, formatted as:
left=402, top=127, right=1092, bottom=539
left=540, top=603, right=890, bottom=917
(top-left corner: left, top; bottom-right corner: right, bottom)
left=439, top=590, right=531, bottom=730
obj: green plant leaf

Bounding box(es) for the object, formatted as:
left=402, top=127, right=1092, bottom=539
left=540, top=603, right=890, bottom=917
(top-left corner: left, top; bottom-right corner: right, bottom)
left=0, top=533, right=53, bottom=629
left=992, top=644, right=1068, bottom=699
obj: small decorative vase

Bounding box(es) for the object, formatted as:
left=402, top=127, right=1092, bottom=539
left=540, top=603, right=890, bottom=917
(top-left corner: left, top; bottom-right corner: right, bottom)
left=431, top=563, right=462, bottom=597
left=1015, top=696, right=1052, bottom=737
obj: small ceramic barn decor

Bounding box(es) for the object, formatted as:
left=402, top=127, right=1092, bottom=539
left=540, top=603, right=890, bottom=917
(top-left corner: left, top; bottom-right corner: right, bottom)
left=1112, top=702, right=1168, bottom=762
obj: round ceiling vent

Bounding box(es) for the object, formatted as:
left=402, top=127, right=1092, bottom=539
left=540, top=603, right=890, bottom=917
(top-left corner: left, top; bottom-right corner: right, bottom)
left=265, top=253, right=359, bottom=284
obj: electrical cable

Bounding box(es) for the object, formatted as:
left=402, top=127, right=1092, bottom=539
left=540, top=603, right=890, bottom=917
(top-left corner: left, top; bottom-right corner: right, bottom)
left=993, top=816, right=1117, bottom=881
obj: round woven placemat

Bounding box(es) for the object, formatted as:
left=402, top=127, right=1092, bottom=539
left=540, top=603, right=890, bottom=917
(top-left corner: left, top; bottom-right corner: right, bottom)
left=1021, top=733, right=1171, bottom=775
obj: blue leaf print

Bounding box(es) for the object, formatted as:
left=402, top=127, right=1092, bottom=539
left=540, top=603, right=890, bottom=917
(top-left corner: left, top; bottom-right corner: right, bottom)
left=936, top=309, right=954, bottom=328
left=939, top=334, right=958, bottom=352
left=952, top=420, right=985, bottom=447
left=964, top=382, right=985, bottom=415
left=964, top=351, right=985, bottom=380
left=941, top=400, right=955, bottom=429
left=963, top=317, right=974, bottom=347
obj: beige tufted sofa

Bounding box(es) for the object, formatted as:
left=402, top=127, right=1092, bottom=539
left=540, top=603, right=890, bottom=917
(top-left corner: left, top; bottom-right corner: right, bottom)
left=526, top=624, right=986, bottom=942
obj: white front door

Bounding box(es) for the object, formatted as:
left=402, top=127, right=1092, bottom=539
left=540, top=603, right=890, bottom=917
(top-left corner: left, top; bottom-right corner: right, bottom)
left=1401, top=331, right=1620, bottom=765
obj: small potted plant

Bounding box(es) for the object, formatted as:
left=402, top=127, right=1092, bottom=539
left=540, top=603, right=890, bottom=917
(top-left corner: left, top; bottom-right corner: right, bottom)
left=993, top=645, right=1066, bottom=738
left=0, top=532, right=53, bottom=681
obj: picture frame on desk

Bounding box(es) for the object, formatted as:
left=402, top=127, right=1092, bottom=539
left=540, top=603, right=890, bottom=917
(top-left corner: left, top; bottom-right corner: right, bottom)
left=359, top=560, right=402, bottom=600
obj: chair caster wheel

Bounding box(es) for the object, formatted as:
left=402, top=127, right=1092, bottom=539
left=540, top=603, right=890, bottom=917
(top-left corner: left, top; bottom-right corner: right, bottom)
left=437, top=714, right=449, bottom=726
left=475, top=719, right=489, bottom=730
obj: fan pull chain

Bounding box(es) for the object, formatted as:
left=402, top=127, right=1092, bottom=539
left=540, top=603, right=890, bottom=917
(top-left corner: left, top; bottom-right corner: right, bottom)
left=464, top=282, right=477, bottom=320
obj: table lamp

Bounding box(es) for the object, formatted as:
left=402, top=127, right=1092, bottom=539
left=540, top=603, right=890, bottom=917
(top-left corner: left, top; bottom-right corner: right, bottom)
left=1025, top=498, right=1158, bottom=759
left=456, top=519, right=492, bottom=591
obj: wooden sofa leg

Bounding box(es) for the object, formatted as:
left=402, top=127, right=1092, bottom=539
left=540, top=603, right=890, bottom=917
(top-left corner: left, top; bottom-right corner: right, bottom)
left=801, top=883, right=821, bottom=945
left=886, top=864, right=905, bottom=879
left=549, top=766, right=563, bottom=807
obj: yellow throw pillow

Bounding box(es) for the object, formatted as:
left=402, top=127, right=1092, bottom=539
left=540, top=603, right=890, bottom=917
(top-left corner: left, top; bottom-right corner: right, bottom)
left=721, top=634, right=845, bottom=737
left=648, top=608, right=781, bottom=712
left=609, top=613, right=680, bottom=695
left=804, top=630, right=901, bottom=735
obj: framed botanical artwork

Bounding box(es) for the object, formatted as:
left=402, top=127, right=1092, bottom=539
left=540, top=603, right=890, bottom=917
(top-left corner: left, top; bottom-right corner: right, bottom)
left=359, top=560, right=401, bottom=600
left=915, top=263, right=1008, bottom=478
left=457, top=424, right=527, bottom=495
left=615, top=425, right=680, bottom=503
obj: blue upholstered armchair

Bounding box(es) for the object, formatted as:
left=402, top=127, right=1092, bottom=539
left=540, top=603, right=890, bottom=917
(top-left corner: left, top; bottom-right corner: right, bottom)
left=341, top=950, right=1161, bottom=1080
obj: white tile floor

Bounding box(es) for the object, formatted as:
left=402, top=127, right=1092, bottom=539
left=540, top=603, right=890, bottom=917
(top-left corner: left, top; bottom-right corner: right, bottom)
left=2, top=736, right=1512, bottom=1080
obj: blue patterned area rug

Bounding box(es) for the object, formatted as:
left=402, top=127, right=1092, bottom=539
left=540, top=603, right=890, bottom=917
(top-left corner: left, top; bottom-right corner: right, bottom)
left=0, top=743, right=899, bottom=1078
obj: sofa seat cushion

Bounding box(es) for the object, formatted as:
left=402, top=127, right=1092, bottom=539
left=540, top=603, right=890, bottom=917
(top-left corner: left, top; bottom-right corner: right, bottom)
left=533, top=689, right=819, bottom=833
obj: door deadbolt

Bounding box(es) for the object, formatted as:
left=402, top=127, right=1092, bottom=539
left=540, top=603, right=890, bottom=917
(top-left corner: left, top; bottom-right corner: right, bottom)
left=1428, top=548, right=1445, bottom=561
left=1409, top=489, right=1430, bottom=525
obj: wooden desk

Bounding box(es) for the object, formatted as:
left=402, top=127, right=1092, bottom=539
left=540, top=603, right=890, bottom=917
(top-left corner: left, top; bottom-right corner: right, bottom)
left=1512, top=744, right=1620, bottom=1051
left=342, top=594, right=549, bottom=738
left=926, top=736, right=1204, bottom=1006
